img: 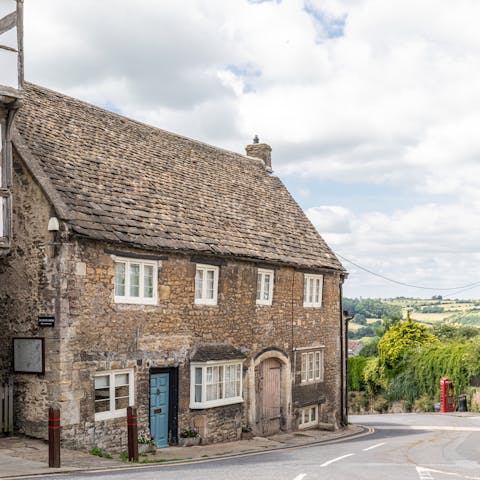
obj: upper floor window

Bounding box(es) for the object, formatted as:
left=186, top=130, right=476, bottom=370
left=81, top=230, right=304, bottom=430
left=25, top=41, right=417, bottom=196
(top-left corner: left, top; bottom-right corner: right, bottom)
left=300, top=350, right=324, bottom=383
left=195, top=264, right=219, bottom=305
left=94, top=369, right=134, bottom=421
left=256, top=268, right=274, bottom=305
left=303, top=274, right=323, bottom=307
left=114, top=258, right=158, bottom=304
left=190, top=361, right=243, bottom=409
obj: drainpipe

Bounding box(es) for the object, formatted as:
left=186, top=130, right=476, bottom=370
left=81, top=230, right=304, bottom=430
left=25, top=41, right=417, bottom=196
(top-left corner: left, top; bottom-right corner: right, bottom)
left=339, top=279, right=345, bottom=426
left=339, top=275, right=351, bottom=427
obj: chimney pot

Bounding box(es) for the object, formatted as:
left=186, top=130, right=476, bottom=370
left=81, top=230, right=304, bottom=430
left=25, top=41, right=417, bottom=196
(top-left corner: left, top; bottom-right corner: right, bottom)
left=246, top=137, right=272, bottom=172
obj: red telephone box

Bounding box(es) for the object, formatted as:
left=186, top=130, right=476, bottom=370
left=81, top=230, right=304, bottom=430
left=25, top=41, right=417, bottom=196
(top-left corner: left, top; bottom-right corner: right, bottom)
left=440, top=377, right=455, bottom=412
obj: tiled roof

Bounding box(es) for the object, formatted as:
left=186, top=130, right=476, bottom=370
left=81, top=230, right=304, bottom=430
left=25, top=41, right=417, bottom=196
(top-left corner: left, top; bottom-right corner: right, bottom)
left=13, top=83, right=344, bottom=271
left=190, top=344, right=247, bottom=362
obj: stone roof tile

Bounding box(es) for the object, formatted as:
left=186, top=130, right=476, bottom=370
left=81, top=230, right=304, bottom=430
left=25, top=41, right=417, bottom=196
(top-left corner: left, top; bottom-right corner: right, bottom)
left=14, top=83, right=344, bottom=271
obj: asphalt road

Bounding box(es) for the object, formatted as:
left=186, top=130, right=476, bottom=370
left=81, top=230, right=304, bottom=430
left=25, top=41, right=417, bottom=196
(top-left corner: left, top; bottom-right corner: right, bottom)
left=25, top=413, right=480, bottom=480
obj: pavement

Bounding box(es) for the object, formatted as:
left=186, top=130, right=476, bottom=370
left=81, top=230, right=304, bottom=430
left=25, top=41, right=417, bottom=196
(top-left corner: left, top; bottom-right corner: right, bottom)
left=0, top=425, right=367, bottom=478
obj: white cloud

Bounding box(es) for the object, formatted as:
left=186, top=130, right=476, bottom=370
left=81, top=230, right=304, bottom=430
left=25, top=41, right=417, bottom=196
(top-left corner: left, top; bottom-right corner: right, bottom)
left=22, top=0, right=480, bottom=297
left=307, top=202, right=480, bottom=298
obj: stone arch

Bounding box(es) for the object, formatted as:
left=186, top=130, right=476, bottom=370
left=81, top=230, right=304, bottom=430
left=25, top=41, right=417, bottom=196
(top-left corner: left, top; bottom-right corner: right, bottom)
left=247, top=349, right=292, bottom=434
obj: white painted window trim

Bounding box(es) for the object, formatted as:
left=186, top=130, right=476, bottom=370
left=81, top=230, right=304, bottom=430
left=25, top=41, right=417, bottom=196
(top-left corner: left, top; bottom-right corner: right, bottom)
left=300, top=350, right=324, bottom=384
left=94, top=369, right=134, bottom=421
left=113, top=257, right=158, bottom=305
left=256, top=268, right=274, bottom=306
left=190, top=360, right=244, bottom=409
left=303, top=274, right=323, bottom=307
left=194, top=264, right=219, bottom=306
left=299, top=405, right=319, bottom=429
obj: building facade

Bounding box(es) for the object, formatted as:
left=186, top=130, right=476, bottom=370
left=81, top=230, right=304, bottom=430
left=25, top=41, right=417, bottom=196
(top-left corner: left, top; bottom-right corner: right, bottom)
left=0, top=83, right=347, bottom=451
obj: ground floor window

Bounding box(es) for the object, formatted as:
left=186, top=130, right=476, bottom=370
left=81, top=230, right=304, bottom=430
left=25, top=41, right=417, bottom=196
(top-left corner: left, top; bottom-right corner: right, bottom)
left=94, top=369, right=134, bottom=421
left=190, top=361, right=243, bottom=408
left=299, top=405, right=318, bottom=428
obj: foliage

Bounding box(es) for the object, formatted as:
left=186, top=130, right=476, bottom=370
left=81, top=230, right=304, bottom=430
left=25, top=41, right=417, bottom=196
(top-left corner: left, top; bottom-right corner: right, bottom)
left=432, top=324, right=480, bottom=340
left=448, top=311, right=480, bottom=326
left=179, top=426, right=200, bottom=438
left=348, top=357, right=368, bottom=391
left=377, top=319, right=438, bottom=373
left=363, top=357, right=387, bottom=395
left=119, top=451, right=129, bottom=461
left=89, top=447, right=112, bottom=459
left=343, top=298, right=402, bottom=320
left=358, top=338, right=379, bottom=357
left=419, top=305, right=444, bottom=313
left=388, top=339, right=480, bottom=402
left=412, top=395, right=435, bottom=412
left=348, top=325, right=375, bottom=340
left=138, top=433, right=155, bottom=445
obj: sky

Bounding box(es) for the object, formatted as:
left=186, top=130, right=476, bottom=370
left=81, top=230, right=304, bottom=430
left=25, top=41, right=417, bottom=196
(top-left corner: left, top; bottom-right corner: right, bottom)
left=23, top=0, right=480, bottom=299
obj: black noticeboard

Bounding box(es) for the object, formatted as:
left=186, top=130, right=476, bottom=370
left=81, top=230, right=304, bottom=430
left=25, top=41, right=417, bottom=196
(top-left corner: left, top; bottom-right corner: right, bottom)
left=38, top=316, right=55, bottom=327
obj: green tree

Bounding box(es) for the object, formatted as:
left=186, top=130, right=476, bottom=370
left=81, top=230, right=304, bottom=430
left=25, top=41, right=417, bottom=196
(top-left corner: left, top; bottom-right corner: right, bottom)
left=358, top=338, right=379, bottom=357
left=377, top=318, right=438, bottom=374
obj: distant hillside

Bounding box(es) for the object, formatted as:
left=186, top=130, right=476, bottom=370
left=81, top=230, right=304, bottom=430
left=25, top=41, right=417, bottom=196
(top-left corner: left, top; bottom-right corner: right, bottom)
left=345, top=297, right=480, bottom=341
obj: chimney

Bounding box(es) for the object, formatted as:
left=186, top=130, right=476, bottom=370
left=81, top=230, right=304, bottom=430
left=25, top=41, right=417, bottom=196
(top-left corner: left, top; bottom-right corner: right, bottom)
left=245, top=135, right=272, bottom=172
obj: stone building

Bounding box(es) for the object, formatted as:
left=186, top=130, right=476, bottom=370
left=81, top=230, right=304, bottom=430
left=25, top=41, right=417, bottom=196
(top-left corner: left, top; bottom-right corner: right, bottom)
left=0, top=82, right=347, bottom=450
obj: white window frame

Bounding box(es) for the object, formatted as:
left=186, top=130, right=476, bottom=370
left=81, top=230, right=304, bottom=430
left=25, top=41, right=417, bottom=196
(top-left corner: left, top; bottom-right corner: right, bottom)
left=113, top=257, right=158, bottom=305
left=194, top=264, right=219, bottom=306
left=299, top=405, right=319, bottom=429
left=303, top=274, right=323, bottom=307
left=190, top=360, right=243, bottom=409
left=256, top=268, right=274, bottom=306
left=94, top=369, right=134, bottom=421
left=300, top=350, right=324, bottom=383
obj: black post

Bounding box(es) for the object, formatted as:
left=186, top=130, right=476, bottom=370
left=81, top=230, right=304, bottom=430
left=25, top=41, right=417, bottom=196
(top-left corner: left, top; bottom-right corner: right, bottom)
left=127, top=406, right=138, bottom=462
left=48, top=407, right=61, bottom=468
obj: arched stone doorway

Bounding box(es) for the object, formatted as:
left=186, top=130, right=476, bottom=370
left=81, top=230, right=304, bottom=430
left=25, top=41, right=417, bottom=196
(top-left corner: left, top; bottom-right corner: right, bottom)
left=248, top=349, right=292, bottom=436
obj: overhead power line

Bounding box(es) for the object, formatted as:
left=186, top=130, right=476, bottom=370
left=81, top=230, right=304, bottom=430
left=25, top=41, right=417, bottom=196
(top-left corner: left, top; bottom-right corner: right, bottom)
left=335, top=252, right=480, bottom=291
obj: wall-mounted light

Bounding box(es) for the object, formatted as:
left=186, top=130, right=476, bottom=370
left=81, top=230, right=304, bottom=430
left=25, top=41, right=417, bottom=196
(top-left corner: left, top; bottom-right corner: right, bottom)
left=47, top=217, right=59, bottom=232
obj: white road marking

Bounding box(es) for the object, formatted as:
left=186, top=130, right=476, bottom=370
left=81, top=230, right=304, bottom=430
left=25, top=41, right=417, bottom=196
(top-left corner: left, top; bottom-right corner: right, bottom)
left=376, top=425, right=480, bottom=432
left=362, top=442, right=386, bottom=451
left=320, top=453, right=355, bottom=467
left=293, top=475, right=307, bottom=480
left=417, top=466, right=434, bottom=480
left=417, top=466, right=480, bottom=480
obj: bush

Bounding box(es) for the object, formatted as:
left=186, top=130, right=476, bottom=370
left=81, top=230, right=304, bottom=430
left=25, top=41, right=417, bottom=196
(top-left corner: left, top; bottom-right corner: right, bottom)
left=413, top=395, right=434, bottom=412
left=348, top=357, right=368, bottom=391
left=378, top=319, right=438, bottom=374
left=363, top=357, right=387, bottom=395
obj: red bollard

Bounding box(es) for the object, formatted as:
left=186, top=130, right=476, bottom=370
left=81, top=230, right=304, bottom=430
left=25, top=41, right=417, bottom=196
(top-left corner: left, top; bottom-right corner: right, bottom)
left=127, top=406, right=139, bottom=462
left=48, top=407, right=61, bottom=468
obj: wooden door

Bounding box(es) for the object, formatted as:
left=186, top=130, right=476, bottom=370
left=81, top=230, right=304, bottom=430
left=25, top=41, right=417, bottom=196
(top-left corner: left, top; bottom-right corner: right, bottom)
left=256, top=358, right=281, bottom=435
left=150, top=373, right=169, bottom=447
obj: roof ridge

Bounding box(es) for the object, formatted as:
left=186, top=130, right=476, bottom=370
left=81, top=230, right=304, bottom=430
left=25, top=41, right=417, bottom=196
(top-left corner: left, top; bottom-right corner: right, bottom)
left=23, top=81, right=265, bottom=167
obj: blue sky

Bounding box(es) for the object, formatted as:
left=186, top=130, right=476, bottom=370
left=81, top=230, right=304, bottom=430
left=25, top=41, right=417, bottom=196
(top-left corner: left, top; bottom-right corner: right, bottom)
left=24, top=0, right=480, bottom=299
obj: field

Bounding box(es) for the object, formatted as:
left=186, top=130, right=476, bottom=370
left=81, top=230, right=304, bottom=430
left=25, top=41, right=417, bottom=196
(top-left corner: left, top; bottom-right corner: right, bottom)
left=347, top=297, right=480, bottom=342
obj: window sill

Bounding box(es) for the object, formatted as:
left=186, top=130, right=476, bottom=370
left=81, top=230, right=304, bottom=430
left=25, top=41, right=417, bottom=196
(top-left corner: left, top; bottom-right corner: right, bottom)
left=299, top=421, right=318, bottom=429
left=114, top=297, right=157, bottom=305
left=299, top=379, right=324, bottom=385
left=190, top=398, right=243, bottom=410
left=95, top=408, right=127, bottom=421
left=256, top=301, right=273, bottom=306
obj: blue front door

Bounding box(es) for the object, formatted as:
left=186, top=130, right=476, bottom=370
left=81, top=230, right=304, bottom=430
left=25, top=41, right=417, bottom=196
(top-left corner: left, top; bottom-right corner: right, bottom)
left=150, top=373, right=169, bottom=448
